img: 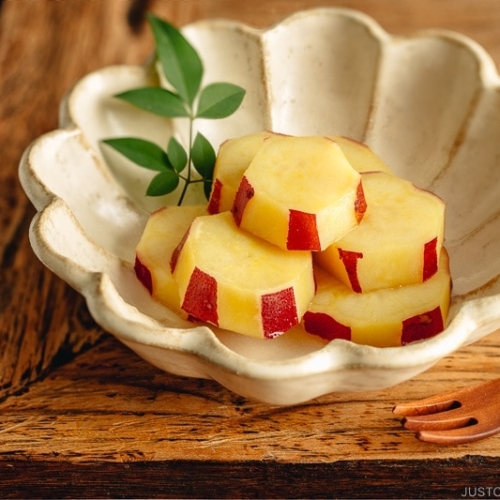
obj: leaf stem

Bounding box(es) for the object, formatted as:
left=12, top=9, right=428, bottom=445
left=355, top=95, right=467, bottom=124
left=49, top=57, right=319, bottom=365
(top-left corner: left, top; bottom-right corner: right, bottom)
left=177, top=113, right=194, bottom=206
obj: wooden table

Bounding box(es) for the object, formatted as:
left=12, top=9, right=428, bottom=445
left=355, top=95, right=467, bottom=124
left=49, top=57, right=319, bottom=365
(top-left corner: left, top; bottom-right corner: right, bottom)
left=2, top=0, right=500, bottom=497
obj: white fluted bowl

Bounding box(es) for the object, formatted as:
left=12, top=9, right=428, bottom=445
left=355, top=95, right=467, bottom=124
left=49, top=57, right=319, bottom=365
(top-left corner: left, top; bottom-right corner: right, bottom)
left=19, top=8, right=500, bottom=404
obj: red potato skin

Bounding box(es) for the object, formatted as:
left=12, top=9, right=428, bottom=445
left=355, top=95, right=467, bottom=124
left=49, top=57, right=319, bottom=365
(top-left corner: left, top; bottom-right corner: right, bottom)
left=354, top=181, right=367, bottom=223
left=170, top=225, right=191, bottom=274
left=181, top=267, right=219, bottom=326
left=287, top=210, right=320, bottom=251
left=261, top=287, right=299, bottom=339
left=340, top=135, right=366, bottom=147
left=134, top=255, right=153, bottom=295
left=338, top=248, right=364, bottom=293
left=232, top=175, right=254, bottom=226
left=302, top=311, right=352, bottom=341
left=401, top=306, right=444, bottom=345
left=170, top=226, right=220, bottom=326
left=207, top=178, right=223, bottom=215
left=423, top=237, right=438, bottom=281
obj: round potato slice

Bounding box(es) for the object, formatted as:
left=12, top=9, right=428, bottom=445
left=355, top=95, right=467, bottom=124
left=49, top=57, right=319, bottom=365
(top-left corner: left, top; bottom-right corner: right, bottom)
left=171, top=212, right=315, bottom=339
left=315, top=171, right=445, bottom=292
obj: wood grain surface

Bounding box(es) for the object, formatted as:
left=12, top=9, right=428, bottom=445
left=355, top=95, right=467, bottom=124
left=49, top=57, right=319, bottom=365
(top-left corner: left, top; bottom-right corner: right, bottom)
left=1, top=0, right=500, bottom=498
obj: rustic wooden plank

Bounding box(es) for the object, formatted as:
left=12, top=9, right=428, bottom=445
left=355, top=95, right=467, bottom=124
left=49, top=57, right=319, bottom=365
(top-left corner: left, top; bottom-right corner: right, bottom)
left=0, top=330, right=500, bottom=497
left=1, top=330, right=500, bottom=463
left=1, top=456, right=500, bottom=499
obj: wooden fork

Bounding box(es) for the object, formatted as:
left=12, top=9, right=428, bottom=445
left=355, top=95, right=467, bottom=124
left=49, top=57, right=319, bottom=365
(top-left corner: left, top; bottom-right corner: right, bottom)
left=393, top=377, right=500, bottom=445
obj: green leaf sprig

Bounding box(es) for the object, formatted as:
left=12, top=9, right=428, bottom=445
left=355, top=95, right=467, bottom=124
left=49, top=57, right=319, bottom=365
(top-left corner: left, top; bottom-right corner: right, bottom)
left=102, top=13, right=246, bottom=205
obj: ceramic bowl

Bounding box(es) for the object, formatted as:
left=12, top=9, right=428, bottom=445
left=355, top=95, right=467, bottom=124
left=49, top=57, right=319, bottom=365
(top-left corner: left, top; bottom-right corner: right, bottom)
left=19, top=8, right=500, bottom=405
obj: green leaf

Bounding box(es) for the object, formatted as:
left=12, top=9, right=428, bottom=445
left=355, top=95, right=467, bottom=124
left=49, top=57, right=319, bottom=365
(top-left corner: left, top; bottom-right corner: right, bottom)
left=167, top=137, right=188, bottom=173
left=196, top=83, right=246, bottom=119
left=115, top=87, right=189, bottom=117
left=102, top=137, right=171, bottom=171
left=146, top=170, right=180, bottom=196
left=147, top=13, right=203, bottom=106
left=203, top=179, right=213, bottom=201
left=102, top=15, right=247, bottom=206
left=191, top=132, right=216, bottom=179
